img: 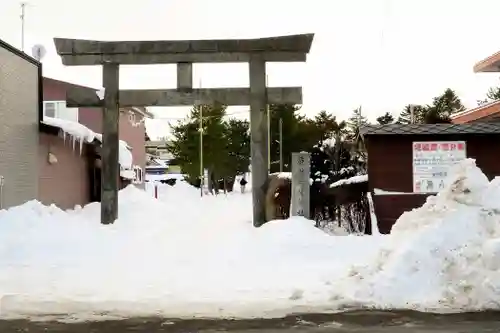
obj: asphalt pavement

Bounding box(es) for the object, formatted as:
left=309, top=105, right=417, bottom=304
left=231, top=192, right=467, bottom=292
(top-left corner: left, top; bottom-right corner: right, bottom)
left=2, top=310, right=500, bottom=332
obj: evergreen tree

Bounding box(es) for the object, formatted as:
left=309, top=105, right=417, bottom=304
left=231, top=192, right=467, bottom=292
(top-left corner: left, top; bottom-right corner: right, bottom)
left=313, top=111, right=345, bottom=142
left=426, top=88, right=465, bottom=121
left=486, top=86, right=500, bottom=101
left=168, top=103, right=228, bottom=187
left=168, top=119, right=200, bottom=185
left=223, top=118, right=250, bottom=177
left=397, top=89, right=465, bottom=125
left=397, top=104, right=427, bottom=124
left=347, top=107, right=368, bottom=134
left=268, top=104, right=305, bottom=173
left=345, top=107, right=368, bottom=159
left=477, top=86, right=500, bottom=105
left=376, top=112, right=394, bottom=125
left=308, top=112, right=349, bottom=183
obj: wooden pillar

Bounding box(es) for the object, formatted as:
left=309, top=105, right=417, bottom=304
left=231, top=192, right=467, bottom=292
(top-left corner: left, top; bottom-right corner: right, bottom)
left=177, top=62, right=193, bottom=91
left=101, top=63, right=120, bottom=224
left=249, top=54, right=268, bottom=227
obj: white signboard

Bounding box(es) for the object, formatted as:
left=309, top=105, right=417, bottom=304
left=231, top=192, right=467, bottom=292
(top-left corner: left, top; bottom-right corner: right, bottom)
left=412, top=141, right=466, bottom=193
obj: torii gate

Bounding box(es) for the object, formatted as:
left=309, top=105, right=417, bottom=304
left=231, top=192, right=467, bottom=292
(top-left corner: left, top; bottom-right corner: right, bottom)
left=53, top=33, right=314, bottom=226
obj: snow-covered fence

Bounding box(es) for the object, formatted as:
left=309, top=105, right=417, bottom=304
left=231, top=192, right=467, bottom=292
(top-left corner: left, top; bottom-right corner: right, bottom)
left=313, top=174, right=371, bottom=234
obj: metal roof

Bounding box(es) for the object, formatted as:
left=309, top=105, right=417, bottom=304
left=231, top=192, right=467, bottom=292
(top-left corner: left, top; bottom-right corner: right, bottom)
left=360, top=122, right=500, bottom=136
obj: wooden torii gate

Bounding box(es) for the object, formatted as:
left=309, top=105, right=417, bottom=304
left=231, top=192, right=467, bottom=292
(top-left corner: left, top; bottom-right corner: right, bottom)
left=53, top=33, right=314, bottom=226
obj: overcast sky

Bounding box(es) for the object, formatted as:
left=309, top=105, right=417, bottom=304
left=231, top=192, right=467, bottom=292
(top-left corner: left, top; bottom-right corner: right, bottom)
left=2, top=0, right=500, bottom=139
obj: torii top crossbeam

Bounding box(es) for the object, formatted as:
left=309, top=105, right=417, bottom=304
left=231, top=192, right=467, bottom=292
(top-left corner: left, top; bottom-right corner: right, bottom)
left=53, top=34, right=314, bottom=65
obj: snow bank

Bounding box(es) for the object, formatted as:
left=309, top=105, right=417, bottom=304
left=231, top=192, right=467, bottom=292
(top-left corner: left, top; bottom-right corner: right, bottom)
left=2, top=158, right=500, bottom=320
left=270, top=172, right=292, bottom=179
left=43, top=117, right=133, bottom=170
left=374, top=188, right=412, bottom=195
left=339, top=159, right=500, bottom=311
left=330, top=174, right=368, bottom=188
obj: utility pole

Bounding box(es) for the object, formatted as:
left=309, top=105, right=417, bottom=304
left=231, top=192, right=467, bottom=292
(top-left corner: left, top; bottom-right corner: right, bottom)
left=410, top=104, right=415, bottom=124
left=279, top=118, right=283, bottom=172
left=358, top=105, right=362, bottom=126
left=266, top=75, right=271, bottom=174
left=199, top=80, right=204, bottom=197
left=20, top=2, right=27, bottom=52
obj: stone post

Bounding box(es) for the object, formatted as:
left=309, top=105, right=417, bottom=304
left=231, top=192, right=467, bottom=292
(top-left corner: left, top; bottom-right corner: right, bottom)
left=291, top=152, right=310, bottom=218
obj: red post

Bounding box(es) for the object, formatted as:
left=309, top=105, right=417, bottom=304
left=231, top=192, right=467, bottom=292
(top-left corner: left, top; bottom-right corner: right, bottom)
left=154, top=184, right=158, bottom=199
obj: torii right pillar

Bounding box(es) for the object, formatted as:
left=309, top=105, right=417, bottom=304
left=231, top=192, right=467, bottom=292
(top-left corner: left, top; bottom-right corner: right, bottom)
left=247, top=35, right=314, bottom=226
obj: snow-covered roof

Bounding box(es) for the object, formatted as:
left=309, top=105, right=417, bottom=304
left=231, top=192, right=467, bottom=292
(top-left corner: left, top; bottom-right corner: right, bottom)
left=42, top=117, right=133, bottom=170
left=450, top=100, right=500, bottom=124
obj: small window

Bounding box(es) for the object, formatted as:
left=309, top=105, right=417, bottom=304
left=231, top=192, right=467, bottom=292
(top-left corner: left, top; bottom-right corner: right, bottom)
left=133, top=165, right=143, bottom=184
left=56, top=102, right=79, bottom=122
left=128, top=113, right=136, bottom=124
left=43, top=101, right=79, bottom=122
left=44, top=102, right=56, bottom=118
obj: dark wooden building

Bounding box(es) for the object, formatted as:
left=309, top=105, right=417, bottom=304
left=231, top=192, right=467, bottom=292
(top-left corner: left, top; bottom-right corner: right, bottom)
left=360, top=122, right=500, bottom=234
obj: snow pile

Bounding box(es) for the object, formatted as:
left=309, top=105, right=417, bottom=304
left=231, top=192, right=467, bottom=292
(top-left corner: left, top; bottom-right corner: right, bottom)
left=339, top=159, right=500, bottom=311
left=330, top=174, right=368, bottom=188
left=374, top=188, right=412, bottom=195
left=2, top=158, right=500, bottom=320
left=270, top=172, right=292, bottom=179
left=43, top=117, right=133, bottom=170
left=320, top=137, right=335, bottom=150
left=0, top=183, right=380, bottom=320
left=94, top=133, right=134, bottom=171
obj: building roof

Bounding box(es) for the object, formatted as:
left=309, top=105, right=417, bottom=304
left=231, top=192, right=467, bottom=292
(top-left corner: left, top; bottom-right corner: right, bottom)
left=130, top=106, right=154, bottom=119
left=473, top=50, right=500, bottom=72
left=43, top=76, right=99, bottom=91
left=450, top=100, right=500, bottom=124
left=145, top=140, right=169, bottom=148
left=360, top=122, right=500, bottom=136
left=0, top=38, right=40, bottom=66
left=43, top=77, right=154, bottom=118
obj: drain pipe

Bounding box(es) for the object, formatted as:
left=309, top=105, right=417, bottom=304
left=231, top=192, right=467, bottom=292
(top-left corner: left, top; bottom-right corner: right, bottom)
left=0, top=176, right=4, bottom=210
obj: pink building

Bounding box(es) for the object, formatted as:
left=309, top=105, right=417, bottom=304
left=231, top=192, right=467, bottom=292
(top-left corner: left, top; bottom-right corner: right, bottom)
left=38, top=77, right=153, bottom=209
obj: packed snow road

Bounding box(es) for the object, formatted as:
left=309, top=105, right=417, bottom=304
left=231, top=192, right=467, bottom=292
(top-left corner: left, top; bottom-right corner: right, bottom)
left=2, top=311, right=500, bottom=332
left=1, top=159, right=500, bottom=321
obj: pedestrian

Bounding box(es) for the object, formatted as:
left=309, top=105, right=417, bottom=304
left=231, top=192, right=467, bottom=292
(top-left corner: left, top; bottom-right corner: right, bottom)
left=240, top=177, right=248, bottom=194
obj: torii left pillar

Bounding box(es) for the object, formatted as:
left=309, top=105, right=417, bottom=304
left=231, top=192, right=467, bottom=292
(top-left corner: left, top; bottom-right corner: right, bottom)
left=101, top=63, right=120, bottom=224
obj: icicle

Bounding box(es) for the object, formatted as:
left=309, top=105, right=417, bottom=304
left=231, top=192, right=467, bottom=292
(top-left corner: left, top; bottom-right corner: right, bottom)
left=63, top=131, right=66, bottom=145
left=79, top=137, right=84, bottom=155
left=72, top=135, right=76, bottom=151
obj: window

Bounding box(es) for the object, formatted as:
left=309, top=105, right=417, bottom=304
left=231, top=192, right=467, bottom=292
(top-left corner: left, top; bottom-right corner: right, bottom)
left=133, top=165, right=144, bottom=184
left=43, top=101, right=79, bottom=122
left=44, top=102, right=56, bottom=118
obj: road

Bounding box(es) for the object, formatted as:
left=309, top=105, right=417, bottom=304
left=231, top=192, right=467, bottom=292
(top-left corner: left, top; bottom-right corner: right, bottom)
left=1, top=310, right=500, bottom=332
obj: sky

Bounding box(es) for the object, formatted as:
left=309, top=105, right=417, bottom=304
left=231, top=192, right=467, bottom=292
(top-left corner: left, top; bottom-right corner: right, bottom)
left=2, top=0, right=500, bottom=139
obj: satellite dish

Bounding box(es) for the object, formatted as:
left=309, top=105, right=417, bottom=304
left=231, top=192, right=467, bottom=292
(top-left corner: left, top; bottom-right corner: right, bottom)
left=31, top=44, right=46, bottom=62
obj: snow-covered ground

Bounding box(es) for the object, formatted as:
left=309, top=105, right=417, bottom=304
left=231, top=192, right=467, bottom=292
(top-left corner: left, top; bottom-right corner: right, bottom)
left=1, top=159, right=500, bottom=321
